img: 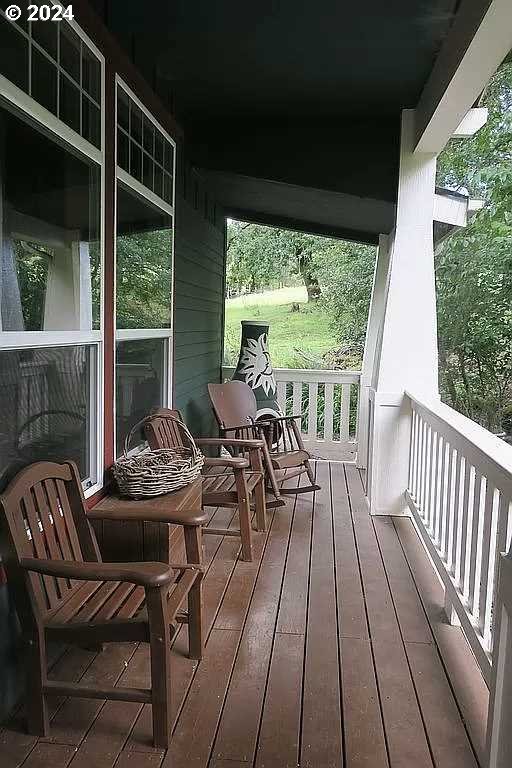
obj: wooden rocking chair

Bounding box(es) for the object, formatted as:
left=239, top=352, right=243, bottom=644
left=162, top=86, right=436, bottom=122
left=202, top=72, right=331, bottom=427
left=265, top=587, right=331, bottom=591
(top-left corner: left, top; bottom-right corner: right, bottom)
left=143, top=409, right=267, bottom=562
left=0, top=460, right=203, bottom=749
left=208, top=380, right=320, bottom=501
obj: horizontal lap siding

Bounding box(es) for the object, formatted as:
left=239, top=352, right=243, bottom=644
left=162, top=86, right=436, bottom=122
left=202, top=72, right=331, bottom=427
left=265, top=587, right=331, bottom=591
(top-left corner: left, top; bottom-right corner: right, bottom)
left=173, top=173, right=226, bottom=437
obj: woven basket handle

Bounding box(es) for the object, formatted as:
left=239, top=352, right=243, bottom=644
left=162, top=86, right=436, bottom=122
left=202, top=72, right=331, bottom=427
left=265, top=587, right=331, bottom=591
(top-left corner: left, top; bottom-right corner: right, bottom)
left=124, top=413, right=201, bottom=460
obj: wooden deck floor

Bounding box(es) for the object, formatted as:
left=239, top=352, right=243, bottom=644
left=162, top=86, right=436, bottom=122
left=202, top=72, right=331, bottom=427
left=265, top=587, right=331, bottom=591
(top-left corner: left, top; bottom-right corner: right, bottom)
left=1, top=461, right=488, bottom=768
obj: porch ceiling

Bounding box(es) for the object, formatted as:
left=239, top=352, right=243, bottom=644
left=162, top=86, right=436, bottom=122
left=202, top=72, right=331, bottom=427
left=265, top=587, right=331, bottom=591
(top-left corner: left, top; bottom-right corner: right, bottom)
left=110, top=0, right=461, bottom=239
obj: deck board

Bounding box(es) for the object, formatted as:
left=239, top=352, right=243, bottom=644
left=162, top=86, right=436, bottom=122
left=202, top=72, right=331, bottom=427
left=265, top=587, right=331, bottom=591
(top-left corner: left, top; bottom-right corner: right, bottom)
left=1, top=460, right=485, bottom=768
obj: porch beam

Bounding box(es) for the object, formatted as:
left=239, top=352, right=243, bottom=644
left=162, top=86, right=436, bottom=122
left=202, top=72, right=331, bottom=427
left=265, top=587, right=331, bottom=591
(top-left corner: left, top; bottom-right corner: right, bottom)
left=415, top=0, right=512, bottom=154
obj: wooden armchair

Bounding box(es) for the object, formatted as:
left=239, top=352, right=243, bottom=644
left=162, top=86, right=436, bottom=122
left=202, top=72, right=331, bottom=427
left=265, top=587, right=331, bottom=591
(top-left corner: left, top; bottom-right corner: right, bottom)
left=0, top=460, right=203, bottom=749
left=208, top=380, right=320, bottom=500
left=143, top=409, right=267, bottom=562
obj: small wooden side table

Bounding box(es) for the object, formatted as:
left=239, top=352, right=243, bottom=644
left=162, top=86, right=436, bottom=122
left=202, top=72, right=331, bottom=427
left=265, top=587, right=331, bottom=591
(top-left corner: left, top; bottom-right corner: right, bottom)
left=88, top=478, right=206, bottom=565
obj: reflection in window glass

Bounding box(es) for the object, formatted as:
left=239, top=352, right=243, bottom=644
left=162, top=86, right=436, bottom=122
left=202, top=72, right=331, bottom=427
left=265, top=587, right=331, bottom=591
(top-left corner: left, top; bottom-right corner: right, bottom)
left=0, top=103, right=101, bottom=331
left=116, top=338, right=166, bottom=456
left=116, top=185, right=172, bottom=329
left=0, top=345, right=94, bottom=489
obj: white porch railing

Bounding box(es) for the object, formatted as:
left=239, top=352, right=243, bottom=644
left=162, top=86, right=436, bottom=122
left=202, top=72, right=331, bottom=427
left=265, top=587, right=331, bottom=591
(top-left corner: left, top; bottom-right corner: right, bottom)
left=222, top=367, right=361, bottom=460
left=405, top=392, right=512, bottom=687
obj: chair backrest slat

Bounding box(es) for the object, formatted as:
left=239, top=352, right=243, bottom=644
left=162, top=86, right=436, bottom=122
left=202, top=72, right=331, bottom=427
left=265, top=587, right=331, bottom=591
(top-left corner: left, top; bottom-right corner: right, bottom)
left=22, top=490, right=61, bottom=609
left=55, top=478, right=84, bottom=563
left=0, top=461, right=100, bottom=623
left=33, top=482, right=70, bottom=597
left=144, top=409, right=186, bottom=451
left=43, top=478, right=74, bottom=562
left=208, top=381, right=258, bottom=430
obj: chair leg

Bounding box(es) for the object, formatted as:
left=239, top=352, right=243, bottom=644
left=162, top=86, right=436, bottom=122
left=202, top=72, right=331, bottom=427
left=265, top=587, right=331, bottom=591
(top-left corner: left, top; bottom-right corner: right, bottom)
left=184, top=524, right=203, bottom=565
left=187, top=574, right=203, bottom=660
left=254, top=475, right=267, bottom=532
left=261, top=440, right=284, bottom=505
left=25, top=628, right=49, bottom=736
left=234, top=469, right=253, bottom=561
left=146, top=586, right=172, bottom=749
left=305, top=458, right=318, bottom=487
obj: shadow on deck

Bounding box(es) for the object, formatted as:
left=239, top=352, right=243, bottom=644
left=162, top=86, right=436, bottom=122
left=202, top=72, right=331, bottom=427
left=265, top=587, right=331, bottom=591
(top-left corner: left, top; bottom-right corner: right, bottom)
left=1, top=461, right=488, bottom=768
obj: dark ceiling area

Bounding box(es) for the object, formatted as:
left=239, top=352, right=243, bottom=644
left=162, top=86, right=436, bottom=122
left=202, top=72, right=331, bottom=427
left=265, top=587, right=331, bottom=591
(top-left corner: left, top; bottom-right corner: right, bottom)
left=99, top=0, right=461, bottom=240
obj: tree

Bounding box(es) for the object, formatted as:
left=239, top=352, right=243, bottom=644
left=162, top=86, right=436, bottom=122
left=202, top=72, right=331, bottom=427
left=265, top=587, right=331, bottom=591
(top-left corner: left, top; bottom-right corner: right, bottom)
left=226, top=221, right=328, bottom=300
left=435, top=62, right=512, bottom=434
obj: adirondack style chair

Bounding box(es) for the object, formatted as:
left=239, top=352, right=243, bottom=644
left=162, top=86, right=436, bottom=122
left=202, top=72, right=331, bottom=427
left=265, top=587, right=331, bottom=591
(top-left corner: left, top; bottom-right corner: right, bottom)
left=208, top=380, right=320, bottom=500
left=0, top=460, right=203, bottom=749
left=143, top=409, right=267, bottom=562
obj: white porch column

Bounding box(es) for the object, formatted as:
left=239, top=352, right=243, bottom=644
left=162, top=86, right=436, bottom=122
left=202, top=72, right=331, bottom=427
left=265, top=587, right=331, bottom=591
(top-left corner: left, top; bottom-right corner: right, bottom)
left=367, top=109, right=439, bottom=515
left=356, top=233, right=392, bottom=470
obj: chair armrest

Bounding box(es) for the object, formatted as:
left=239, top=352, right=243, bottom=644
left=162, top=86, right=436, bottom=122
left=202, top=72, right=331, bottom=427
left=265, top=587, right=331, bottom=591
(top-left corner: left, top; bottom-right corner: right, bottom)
left=220, top=422, right=259, bottom=432
left=258, top=414, right=302, bottom=424
left=195, top=437, right=265, bottom=449
left=203, top=456, right=249, bottom=470
left=20, top=558, right=175, bottom=588
left=87, top=506, right=208, bottom=527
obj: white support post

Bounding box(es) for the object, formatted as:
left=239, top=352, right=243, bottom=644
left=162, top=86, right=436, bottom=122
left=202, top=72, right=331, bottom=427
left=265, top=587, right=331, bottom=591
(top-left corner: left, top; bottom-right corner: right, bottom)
left=356, top=233, right=392, bottom=469
left=367, top=109, right=439, bottom=516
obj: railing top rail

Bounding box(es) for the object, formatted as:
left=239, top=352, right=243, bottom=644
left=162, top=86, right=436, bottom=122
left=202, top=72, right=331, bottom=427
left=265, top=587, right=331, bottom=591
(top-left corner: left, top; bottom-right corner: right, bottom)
left=222, top=366, right=362, bottom=384
left=406, top=391, right=512, bottom=490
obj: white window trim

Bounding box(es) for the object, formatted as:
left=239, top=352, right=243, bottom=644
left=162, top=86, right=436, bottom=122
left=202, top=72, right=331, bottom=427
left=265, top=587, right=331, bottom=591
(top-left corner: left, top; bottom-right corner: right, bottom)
left=116, top=77, right=177, bottom=153
left=113, top=78, right=177, bottom=457
left=115, top=328, right=172, bottom=341
left=0, top=331, right=102, bottom=350
left=0, top=11, right=106, bottom=493
left=116, top=168, right=174, bottom=217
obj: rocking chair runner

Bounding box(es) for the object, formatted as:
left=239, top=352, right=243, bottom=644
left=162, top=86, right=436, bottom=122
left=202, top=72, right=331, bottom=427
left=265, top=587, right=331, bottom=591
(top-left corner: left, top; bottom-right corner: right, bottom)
left=0, top=460, right=203, bottom=749
left=207, top=380, right=320, bottom=501
left=143, top=409, right=267, bottom=562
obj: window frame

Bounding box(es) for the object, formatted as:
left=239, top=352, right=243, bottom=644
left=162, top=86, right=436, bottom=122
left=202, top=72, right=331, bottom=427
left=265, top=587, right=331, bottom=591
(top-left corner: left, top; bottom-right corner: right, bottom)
left=0, top=7, right=105, bottom=496
left=113, top=77, right=176, bottom=456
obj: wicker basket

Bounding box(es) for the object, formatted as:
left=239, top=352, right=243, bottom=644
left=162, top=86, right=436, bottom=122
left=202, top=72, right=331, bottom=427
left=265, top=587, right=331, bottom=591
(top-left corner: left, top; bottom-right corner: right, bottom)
left=113, top=414, right=204, bottom=498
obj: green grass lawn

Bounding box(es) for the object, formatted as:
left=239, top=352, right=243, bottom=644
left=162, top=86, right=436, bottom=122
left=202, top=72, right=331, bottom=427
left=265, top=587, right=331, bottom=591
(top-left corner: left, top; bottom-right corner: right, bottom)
left=224, top=286, right=334, bottom=368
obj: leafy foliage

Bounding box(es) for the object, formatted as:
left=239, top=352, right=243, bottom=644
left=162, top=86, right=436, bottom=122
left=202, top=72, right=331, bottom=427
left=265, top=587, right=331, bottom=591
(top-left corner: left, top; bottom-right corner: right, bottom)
left=436, top=62, right=512, bottom=433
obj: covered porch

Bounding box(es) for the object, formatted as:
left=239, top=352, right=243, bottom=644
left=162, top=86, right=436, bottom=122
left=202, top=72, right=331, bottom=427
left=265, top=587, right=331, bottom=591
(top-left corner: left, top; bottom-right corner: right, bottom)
left=0, top=460, right=486, bottom=768
left=1, top=0, right=512, bottom=766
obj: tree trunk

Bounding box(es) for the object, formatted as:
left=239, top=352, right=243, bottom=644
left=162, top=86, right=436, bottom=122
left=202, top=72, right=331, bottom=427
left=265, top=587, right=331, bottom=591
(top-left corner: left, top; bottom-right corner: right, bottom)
left=297, top=250, right=321, bottom=301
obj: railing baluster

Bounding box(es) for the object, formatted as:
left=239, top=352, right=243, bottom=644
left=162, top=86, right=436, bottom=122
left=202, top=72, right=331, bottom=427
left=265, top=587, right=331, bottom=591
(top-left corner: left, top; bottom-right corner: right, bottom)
left=414, top=414, right=423, bottom=504
left=418, top=417, right=426, bottom=511
left=421, top=424, right=431, bottom=519
left=308, top=382, right=318, bottom=440
left=435, top=436, right=445, bottom=546
left=292, top=382, right=302, bottom=422
left=340, top=383, right=350, bottom=443
left=431, top=434, right=442, bottom=544
left=478, top=481, right=495, bottom=635
left=277, top=381, right=287, bottom=414
left=324, top=383, right=334, bottom=442
left=427, top=429, right=438, bottom=534
left=459, top=459, right=473, bottom=595
left=468, top=471, right=483, bottom=615
left=449, top=451, right=462, bottom=577
left=408, top=409, right=416, bottom=495
left=487, top=495, right=511, bottom=653
left=440, top=443, right=453, bottom=561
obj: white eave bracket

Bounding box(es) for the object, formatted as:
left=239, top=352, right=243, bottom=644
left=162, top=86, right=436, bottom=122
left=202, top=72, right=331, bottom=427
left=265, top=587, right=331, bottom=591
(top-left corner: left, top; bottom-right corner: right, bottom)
left=433, top=189, right=485, bottom=244
left=453, top=107, right=489, bottom=138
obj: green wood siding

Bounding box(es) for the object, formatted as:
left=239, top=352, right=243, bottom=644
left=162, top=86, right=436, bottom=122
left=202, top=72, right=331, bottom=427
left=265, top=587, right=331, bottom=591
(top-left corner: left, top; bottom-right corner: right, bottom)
left=173, top=167, right=226, bottom=436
